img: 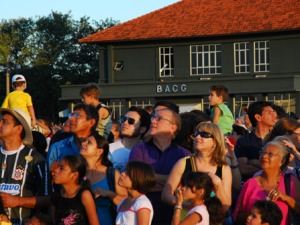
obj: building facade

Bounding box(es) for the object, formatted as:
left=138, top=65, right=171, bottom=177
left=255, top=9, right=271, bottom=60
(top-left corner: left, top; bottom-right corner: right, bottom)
left=60, top=0, right=300, bottom=118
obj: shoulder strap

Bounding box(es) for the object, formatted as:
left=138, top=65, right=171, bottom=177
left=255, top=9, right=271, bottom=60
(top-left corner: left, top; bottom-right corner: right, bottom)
left=95, top=104, right=102, bottom=111
left=216, top=165, right=223, bottom=178
left=190, top=155, right=197, bottom=172
left=284, top=173, right=291, bottom=195
left=106, top=167, right=116, bottom=192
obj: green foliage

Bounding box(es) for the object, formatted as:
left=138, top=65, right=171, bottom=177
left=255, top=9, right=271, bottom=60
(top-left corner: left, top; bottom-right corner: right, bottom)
left=0, top=12, right=119, bottom=120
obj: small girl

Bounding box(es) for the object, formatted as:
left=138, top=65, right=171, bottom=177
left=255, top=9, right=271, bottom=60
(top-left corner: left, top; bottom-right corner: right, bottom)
left=172, top=172, right=224, bottom=225
left=51, top=155, right=99, bottom=225
left=116, top=161, right=156, bottom=225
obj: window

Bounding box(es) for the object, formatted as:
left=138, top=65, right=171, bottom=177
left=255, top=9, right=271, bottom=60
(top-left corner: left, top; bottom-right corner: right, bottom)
left=190, top=44, right=222, bottom=75
left=234, top=42, right=250, bottom=73
left=159, top=47, right=174, bottom=77
left=254, top=41, right=270, bottom=72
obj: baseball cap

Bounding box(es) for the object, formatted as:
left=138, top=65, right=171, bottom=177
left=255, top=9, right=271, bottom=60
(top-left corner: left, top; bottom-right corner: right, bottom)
left=12, top=74, right=26, bottom=83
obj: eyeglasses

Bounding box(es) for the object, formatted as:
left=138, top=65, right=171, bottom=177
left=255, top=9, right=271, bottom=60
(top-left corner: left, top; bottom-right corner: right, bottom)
left=68, top=112, right=87, bottom=119
left=193, top=130, right=214, bottom=138
left=151, top=115, right=174, bottom=124
left=120, top=116, right=137, bottom=125
left=259, top=150, right=281, bottom=158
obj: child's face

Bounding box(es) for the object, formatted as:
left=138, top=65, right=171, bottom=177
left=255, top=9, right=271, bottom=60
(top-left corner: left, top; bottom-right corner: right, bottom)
left=247, top=208, right=266, bottom=225
left=81, top=94, right=93, bottom=105
left=80, top=135, right=100, bottom=158
left=118, top=171, right=132, bottom=189
left=181, top=185, right=197, bottom=200
left=53, top=160, right=75, bottom=185
left=208, top=90, right=222, bottom=106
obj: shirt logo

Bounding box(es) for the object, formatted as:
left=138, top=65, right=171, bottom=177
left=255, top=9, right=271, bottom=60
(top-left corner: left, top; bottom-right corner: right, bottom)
left=12, top=168, right=24, bottom=181
left=0, top=183, right=20, bottom=195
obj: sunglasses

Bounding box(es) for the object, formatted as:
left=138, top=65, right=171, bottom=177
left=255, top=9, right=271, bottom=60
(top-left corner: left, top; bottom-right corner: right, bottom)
left=193, top=130, right=214, bottom=138
left=120, top=116, right=137, bottom=125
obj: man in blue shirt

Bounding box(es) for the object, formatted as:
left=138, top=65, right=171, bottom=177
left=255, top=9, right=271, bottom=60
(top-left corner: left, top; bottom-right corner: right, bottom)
left=47, top=103, right=98, bottom=169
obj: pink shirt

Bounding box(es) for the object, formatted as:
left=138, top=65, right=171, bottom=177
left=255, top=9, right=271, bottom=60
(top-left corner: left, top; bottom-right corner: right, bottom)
left=233, top=173, right=296, bottom=225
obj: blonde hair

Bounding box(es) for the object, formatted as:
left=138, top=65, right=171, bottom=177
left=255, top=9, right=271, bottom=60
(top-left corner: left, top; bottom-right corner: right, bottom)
left=195, top=122, right=227, bottom=165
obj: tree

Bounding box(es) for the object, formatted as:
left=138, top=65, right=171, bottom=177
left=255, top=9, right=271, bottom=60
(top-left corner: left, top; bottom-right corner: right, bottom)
left=0, top=13, right=119, bottom=120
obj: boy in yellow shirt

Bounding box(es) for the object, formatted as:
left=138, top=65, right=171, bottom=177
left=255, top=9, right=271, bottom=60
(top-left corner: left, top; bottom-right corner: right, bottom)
left=2, top=74, right=36, bottom=127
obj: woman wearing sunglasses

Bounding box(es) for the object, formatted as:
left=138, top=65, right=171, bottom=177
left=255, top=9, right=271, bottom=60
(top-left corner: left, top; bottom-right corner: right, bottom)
left=162, top=122, right=232, bottom=223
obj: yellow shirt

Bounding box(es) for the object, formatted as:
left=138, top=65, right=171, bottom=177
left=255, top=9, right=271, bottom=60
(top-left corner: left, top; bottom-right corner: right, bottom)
left=1, top=90, right=33, bottom=116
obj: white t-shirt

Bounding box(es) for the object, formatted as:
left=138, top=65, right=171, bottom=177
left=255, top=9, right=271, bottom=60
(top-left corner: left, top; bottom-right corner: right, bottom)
left=109, top=140, right=130, bottom=172
left=116, top=195, right=153, bottom=225
left=187, top=205, right=209, bottom=225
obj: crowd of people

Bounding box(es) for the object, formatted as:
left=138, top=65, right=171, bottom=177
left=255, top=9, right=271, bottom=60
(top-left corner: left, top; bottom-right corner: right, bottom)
left=0, top=77, right=300, bottom=225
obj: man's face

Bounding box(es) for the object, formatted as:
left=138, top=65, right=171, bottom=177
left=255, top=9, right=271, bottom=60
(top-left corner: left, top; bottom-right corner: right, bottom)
left=259, top=106, right=277, bottom=128
left=0, top=113, right=21, bottom=141
left=68, top=109, right=94, bottom=136
left=121, top=111, right=141, bottom=138
left=149, top=109, right=176, bottom=138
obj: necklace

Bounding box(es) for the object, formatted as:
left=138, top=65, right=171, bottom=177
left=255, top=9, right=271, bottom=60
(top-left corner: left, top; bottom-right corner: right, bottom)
left=258, top=172, right=280, bottom=200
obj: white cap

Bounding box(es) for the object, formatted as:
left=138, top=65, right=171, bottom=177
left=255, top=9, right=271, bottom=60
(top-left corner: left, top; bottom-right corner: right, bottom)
left=12, top=74, right=26, bottom=83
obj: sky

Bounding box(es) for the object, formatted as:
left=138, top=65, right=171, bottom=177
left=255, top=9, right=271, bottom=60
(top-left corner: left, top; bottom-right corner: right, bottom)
left=1, top=0, right=179, bottom=23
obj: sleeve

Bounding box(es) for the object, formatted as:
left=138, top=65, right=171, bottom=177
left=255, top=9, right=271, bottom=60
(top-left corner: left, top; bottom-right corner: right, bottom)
left=33, top=153, right=51, bottom=196
left=232, top=180, right=250, bottom=220
left=133, top=197, right=152, bottom=213
left=234, top=137, right=246, bottom=158
left=128, top=144, right=144, bottom=162
left=47, top=143, right=60, bottom=169
left=26, top=93, right=33, bottom=106
left=1, top=95, right=9, bottom=108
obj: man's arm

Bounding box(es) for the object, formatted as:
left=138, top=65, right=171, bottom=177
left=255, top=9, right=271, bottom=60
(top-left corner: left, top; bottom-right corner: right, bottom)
left=237, top=157, right=261, bottom=178
left=0, top=193, right=50, bottom=209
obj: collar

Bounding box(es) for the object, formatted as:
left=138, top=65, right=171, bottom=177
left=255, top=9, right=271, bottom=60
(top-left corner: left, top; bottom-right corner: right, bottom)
left=1, top=144, right=25, bottom=155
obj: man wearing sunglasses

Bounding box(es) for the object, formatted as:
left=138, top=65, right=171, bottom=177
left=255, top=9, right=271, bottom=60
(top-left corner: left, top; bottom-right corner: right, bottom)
left=109, top=106, right=151, bottom=172
left=129, top=108, right=190, bottom=225
left=235, top=101, right=277, bottom=182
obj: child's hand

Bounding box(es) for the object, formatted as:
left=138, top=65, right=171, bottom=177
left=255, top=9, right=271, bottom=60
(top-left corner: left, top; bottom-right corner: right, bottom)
left=31, top=118, right=37, bottom=127
left=93, top=187, right=110, bottom=198
left=174, top=187, right=183, bottom=205
left=224, top=137, right=234, bottom=154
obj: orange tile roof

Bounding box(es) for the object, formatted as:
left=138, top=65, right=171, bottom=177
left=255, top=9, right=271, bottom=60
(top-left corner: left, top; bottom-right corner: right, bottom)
left=79, top=0, right=300, bottom=44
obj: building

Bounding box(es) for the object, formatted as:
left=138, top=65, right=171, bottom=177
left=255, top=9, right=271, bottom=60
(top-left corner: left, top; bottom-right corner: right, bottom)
left=60, top=0, right=300, bottom=118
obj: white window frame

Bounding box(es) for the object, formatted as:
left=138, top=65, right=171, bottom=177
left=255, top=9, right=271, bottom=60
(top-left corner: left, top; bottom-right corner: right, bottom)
left=159, top=47, right=174, bottom=77
left=190, top=44, right=222, bottom=75
left=254, top=41, right=270, bottom=73
left=234, top=42, right=250, bottom=74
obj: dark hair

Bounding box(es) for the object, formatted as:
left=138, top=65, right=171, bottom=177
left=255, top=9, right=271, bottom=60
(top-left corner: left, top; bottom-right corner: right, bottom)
left=210, top=85, right=229, bottom=101
left=128, top=106, right=151, bottom=137
left=32, top=131, right=47, bottom=157
left=184, top=172, right=224, bottom=225
left=253, top=200, right=282, bottom=225
left=144, top=105, right=154, bottom=114
left=28, top=213, right=53, bottom=225
left=154, top=100, right=179, bottom=114
left=90, top=132, right=112, bottom=167
left=174, top=112, right=212, bottom=152
left=73, top=103, right=99, bottom=132
left=232, top=124, right=249, bottom=136
left=247, top=101, right=273, bottom=127
left=79, top=83, right=101, bottom=99
left=272, top=105, right=287, bottom=119
left=125, top=161, right=156, bottom=194
left=12, top=81, right=26, bottom=88
left=62, top=155, right=87, bottom=185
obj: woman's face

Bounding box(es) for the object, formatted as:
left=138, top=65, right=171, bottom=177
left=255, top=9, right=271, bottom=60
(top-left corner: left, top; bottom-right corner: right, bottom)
left=193, top=129, right=215, bottom=153
left=259, top=144, right=283, bottom=170
left=80, top=135, right=99, bottom=158
left=289, top=127, right=300, bottom=148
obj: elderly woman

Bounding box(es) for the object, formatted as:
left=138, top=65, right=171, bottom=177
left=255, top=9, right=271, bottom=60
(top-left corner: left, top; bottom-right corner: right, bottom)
left=233, top=140, right=300, bottom=225
left=162, top=122, right=232, bottom=219
left=80, top=132, right=127, bottom=225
